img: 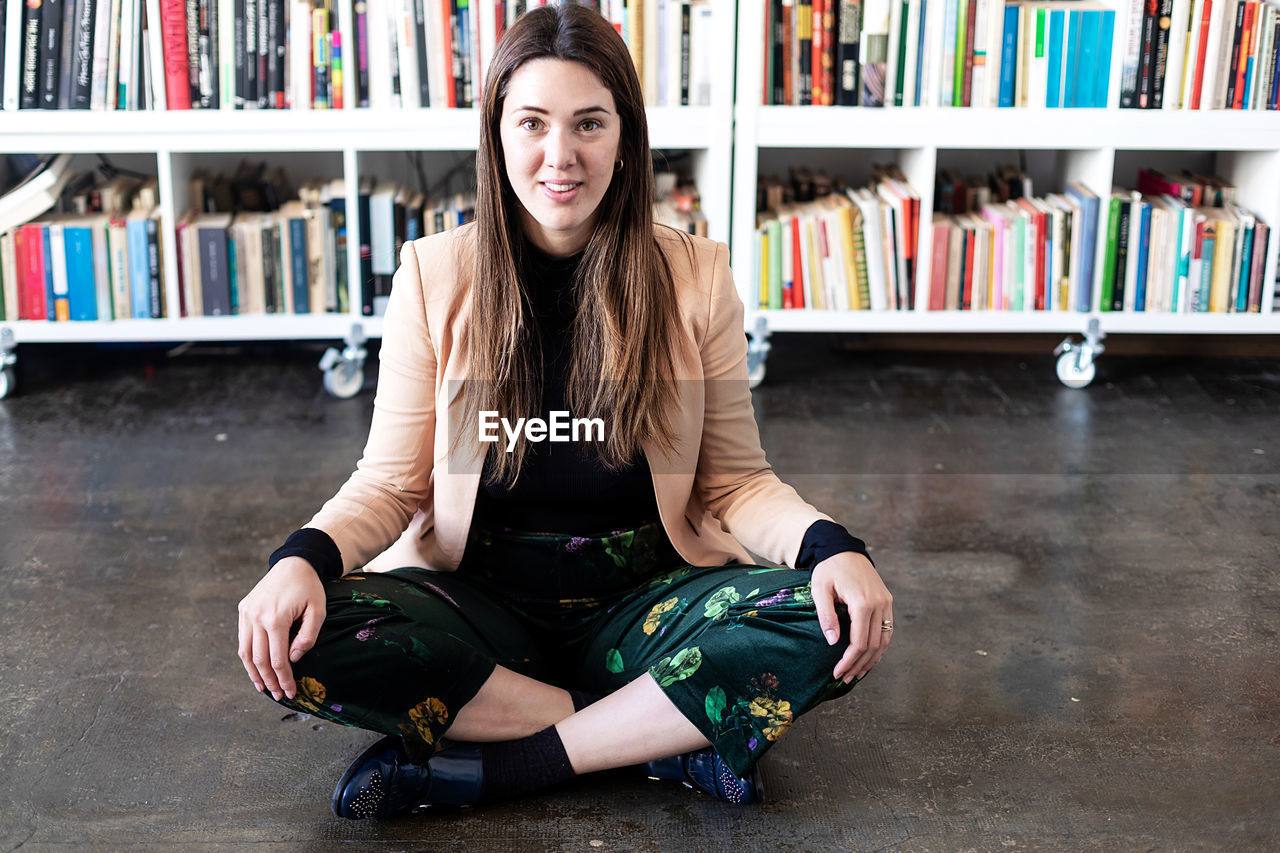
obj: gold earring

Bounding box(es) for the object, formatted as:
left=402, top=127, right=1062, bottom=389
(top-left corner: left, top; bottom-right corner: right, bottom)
left=615, top=160, right=624, bottom=172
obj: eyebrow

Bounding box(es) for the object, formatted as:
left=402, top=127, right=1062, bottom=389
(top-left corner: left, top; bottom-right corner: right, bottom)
left=513, top=105, right=612, bottom=116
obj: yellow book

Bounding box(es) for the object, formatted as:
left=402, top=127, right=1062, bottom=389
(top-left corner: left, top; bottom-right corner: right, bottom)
left=805, top=215, right=825, bottom=310
left=837, top=203, right=861, bottom=310
left=759, top=225, right=769, bottom=307
left=1209, top=215, right=1235, bottom=313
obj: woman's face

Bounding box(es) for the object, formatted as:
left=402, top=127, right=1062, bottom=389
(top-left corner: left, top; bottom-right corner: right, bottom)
left=499, top=58, right=622, bottom=257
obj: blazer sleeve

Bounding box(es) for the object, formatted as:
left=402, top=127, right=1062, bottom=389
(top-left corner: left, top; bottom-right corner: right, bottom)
left=693, top=241, right=834, bottom=568
left=304, top=240, right=438, bottom=575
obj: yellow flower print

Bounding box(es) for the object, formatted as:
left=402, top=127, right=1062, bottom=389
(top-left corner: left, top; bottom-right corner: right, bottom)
left=643, top=596, right=680, bottom=635
left=749, top=696, right=794, bottom=742
left=293, top=677, right=326, bottom=714
left=405, top=697, right=450, bottom=746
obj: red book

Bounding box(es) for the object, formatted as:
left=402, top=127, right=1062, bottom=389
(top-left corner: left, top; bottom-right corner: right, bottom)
left=929, top=216, right=950, bottom=310
left=443, top=0, right=456, bottom=108
left=1246, top=221, right=1269, bottom=310
left=961, top=222, right=975, bottom=309
left=824, top=0, right=837, bottom=105
left=790, top=216, right=805, bottom=308
left=782, top=3, right=793, bottom=104
left=963, top=0, right=978, bottom=106
left=1232, top=0, right=1257, bottom=109
left=160, top=0, right=192, bottom=110
left=1191, top=0, right=1213, bottom=109
left=16, top=224, right=48, bottom=321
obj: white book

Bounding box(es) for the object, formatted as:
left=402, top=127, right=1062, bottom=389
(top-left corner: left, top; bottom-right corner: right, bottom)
left=851, top=188, right=888, bottom=311
left=1148, top=204, right=1167, bottom=310
left=876, top=182, right=910, bottom=307
left=144, top=0, right=167, bottom=109
left=886, top=0, right=903, bottom=106
left=423, top=0, right=445, bottom=108
left=90, top=215, right=111, bottom=319
left=1181, top=0, right=1207, bottom=108
left=105, top=0, right=123, bottom=109
left=1198, top=0, right=1228, bottom=107
left=798, top=214, right=816, bottom=309
left=89, top=0, right=113, bottom=110
left=395, top=0, right=420, bottom=109
left=1124, top=192, right=1143, bottom=311
left=367, top=1, right=392, bottom=109
left=984, top=0, right=1007, bottom=106
left=1015, top=3, right=1028, bottom=106
left=1187, top=211, right=1207, bottom=310
left=119, top=0, right=137, bottom=109
left=1164, top=0, right=1193, bottom=108
left=921, top=0, right=943, bottom=106
left=663, top=0, right=683, bottom=106
left=941, top=0, right=958, bottom=104
left=218, top=0, right=234, bottom=108
left=1, top=0, right=20, bottom=109
left=971, top=0, right=987, bottom=108
left=49, top=223, right=69, bottom=319
left=972, top=215, right=991, bottom=310
left=1211, top=0, right=1240, bottom=109
left=287, top=0, right=309, bottom=109
left=688, top=1, right=712, bottom=105
left=1029, top=7, right=1049, bottom=108
left=1253, top=5, right=1275, bottom=110
left=1120, top=0, right=1144, bottom=105
left=903, top=0, right=921, bottom=106
left=1, top=231, right=19, bottom=321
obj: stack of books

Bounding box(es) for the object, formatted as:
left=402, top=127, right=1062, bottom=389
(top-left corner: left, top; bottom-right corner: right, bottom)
left=1119, top=0, right=1280, bottom=110
left=930, top=165, right=1101, bottom=311
left=1099, top=169, right=1272, bottom=312
left=0, top=0, right=713, bottom=112
left=762, top=0, right=1116, bottom=108
left=753, top=165, right=921, bottom=310
left=0, top=167, right=164, bottom=321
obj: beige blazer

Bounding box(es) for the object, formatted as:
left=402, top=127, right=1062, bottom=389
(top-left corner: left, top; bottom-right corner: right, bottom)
left=307, top=223, right=832, bottom=576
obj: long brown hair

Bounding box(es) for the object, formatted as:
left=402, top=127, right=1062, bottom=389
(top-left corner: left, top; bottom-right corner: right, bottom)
left=467, top=4, right=681, bottom=485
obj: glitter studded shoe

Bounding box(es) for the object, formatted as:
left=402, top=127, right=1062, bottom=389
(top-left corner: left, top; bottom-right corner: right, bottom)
left=644, top=748, right=765, bottom=804
left=331, top=736, right=485, bottom=819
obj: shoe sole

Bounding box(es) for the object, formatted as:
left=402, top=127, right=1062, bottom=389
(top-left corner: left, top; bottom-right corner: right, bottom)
left=331, top=734, right=401, bottom=818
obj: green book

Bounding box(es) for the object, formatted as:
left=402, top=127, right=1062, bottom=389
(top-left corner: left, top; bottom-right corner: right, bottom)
left=955, top=0, right=969, bottom=108
left=767, top=219, right=784, bottom=310
left=1099, top=195, right=1122, bottom=311
left=1011, top=213, right=1026, bottom=311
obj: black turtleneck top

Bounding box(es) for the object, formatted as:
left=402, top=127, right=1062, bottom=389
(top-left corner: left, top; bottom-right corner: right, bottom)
left=270, top=241, right=872, bottom=579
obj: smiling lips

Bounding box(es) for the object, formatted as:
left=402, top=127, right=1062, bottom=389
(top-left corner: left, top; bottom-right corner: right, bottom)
left=541, top=181, right=582, bottom=201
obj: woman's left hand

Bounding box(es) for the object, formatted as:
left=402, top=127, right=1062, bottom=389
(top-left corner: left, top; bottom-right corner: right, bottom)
left=810, top=551, right=894, bottom=683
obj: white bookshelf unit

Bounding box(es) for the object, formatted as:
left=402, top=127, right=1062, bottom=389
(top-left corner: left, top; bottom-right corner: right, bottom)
left=731, top=0, right=1280, bottom=387
left=0, top=2, right=736, bottom=398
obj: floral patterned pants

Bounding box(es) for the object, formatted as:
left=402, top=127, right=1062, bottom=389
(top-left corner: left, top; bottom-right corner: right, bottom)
left=277, top=519, right=858, bottom=776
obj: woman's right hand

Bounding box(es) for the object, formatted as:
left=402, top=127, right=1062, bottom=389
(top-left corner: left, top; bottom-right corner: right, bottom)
left=237, top=556, right=328, bottom=701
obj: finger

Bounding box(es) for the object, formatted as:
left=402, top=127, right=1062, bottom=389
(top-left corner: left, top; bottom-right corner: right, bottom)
left=238, top=611, right=263, bottom=692
left=253, top=626, right=283, bottom=699
left=290, top=601, right=324, bottom=663
left=856, top=608, right=892, bottom=678
left=811, top=577, right=841, bottom=647
left=267, top=623, right=296, bottom=700
left=846, top=607, right=879, bottom=681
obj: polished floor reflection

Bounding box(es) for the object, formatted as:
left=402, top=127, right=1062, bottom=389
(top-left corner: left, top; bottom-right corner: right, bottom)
left=0, top=337, right=1276, bottom=851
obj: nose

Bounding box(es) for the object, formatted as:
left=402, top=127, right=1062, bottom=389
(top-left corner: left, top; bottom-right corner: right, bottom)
left=544, top=127, right=577, bottom=172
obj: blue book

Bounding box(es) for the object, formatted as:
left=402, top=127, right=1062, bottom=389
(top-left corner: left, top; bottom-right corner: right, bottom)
left=1096, top=11, right=1116, bottom=108
left=1133, top=201, right=1151, bottom=311
left=1076, top=11, right=1100, bottom=109
left=1066, top=183, right=1100, bottom=312
left=1272, top=40, right=1280, bottom=108
left=1171, top=207, right=1188, bottom=311
left=288, top=216, right=309, bottom=314
left=999, top=6, right=1019, bottom=107
left=915, top=0, right=929, bottom=106
left=1064, top=12, right=1081, bottom=108
left=1236, top=224, right=1254, bottom=312
left=126, top=214, right=151, bottom=319
left=1198, top=232, right=1215, bottom=312
left=63, top=223, right=98, bottom=321
left=41, top=225, right=55, bottom=321
left=227, top=236, right=239, bottom=314
left=1047, top=10, right=1065, bottom=107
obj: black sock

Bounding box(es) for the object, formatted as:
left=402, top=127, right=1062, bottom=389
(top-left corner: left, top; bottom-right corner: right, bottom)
left=478, top=725, right=577, bottom=803
left=568, top=689, right=602, bottom=712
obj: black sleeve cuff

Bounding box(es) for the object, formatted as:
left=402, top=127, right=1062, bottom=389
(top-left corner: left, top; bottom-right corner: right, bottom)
left=795, top=519, right=875, bottom=570
left=268, top=527, right=344, bottom=582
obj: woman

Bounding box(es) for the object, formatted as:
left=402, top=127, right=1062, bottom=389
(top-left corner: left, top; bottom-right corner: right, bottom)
left=237, top=5, right=893, bottom=819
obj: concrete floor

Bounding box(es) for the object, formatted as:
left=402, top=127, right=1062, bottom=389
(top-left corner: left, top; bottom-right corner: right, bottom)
left=0, top=335, right=1277, bottom=851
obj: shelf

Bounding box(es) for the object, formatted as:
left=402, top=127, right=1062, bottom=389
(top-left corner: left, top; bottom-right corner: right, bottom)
left=0, top=315, right=383, bottom=343
left=746, top=107, right=1280, bottom=151
left=0, top=106, right=726, bottom=154
left=750, top=309, right=1280, bottom=334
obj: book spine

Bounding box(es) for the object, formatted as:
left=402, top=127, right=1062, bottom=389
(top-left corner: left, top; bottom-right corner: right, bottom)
left=798, top=0, right=812, bottom=104
left=39, top=0, right=62, bottom=108
left=836, top=0, right=861, bottom=105
left=70, top=0, right=95, bottom=107
left=1151, top=0, right=1174, bottom=106
left=160, top=0, right=191, bottom=107
left=266, top=0, right=280, bottom=107
left=962, top=0, right=976, bottom=106
left=1225, top=0, right=1245, bottom=107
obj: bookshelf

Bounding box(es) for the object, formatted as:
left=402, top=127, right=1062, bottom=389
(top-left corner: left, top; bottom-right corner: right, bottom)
left=0, top=2, right=736, bottom=398
left=733, top=0, right=1280, bottom=387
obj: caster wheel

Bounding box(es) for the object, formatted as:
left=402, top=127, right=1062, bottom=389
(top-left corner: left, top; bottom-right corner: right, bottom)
left=748, top=361, right=766, bottom=390
left=323, top=363, right=365, bottom=398
left=1056, top=350, right=1095, bottom=389
left=0, top=367, right=13, bottom=399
